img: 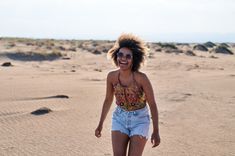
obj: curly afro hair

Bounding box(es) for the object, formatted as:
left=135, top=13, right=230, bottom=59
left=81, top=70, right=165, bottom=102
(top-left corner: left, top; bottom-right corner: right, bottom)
left=108, top=33, right=148, bottom=72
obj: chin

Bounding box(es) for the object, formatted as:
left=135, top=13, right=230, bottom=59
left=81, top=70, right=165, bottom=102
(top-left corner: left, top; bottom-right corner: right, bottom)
left=118, top=62, right=132, bottom=71
left=119, top=66, right=131, bottom=71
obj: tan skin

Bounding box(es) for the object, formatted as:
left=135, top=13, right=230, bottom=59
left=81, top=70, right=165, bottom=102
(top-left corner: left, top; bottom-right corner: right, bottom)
left=95, top=47, right=160, bottom=156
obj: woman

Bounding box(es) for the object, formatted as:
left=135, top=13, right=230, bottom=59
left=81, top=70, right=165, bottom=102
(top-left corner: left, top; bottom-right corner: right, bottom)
left=95, top=34, right=160, bottom=156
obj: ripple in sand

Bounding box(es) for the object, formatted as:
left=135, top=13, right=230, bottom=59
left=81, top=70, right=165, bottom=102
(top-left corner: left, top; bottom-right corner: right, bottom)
left=89, top=78, right=105, bottom=81
left=0, top=111, right=23, bottom=117
left=82, top=78, right=105, bottom=81
left=165, top=92, right=192, bottom=102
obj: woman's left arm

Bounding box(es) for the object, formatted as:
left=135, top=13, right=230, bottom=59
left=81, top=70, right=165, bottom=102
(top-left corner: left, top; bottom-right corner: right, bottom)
left=140, top=73, right=160, bottom=147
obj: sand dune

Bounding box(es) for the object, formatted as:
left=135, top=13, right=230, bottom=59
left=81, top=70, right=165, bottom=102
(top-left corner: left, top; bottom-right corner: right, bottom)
left=0, top=38, right=235, bottom=156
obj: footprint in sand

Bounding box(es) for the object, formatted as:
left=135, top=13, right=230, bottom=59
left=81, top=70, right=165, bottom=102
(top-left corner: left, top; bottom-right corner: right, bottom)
left=166, top=92, right=192, bottom=102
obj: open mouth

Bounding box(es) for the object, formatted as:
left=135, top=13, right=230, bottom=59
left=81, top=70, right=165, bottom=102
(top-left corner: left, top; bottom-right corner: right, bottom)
left=119, top=61, right=128, bottom=65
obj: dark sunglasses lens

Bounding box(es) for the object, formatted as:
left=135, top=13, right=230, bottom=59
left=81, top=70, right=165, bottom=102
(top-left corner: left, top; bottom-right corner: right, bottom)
left=126, top=54, right=132, bottom=60
left=117, top=52, right=132, bottom=60
left=117, top=52, right=124, bottom=58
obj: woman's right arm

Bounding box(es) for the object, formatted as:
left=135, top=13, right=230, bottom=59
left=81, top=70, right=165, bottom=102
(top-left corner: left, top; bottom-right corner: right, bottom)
left=95, top=72, right=114, bottom=138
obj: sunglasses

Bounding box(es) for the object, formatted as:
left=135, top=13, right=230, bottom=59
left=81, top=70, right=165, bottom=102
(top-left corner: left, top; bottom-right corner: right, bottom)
left=116, top=52, right=133, bottom=60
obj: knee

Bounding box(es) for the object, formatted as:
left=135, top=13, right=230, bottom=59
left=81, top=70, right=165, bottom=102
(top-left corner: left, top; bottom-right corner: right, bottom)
left=113, top=150, right=126, bottom=156
left=128, top=151, right=143, bottom=156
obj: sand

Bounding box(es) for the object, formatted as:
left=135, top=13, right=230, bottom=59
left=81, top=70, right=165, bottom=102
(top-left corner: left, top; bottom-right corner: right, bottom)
left=0, top=38, right=235, bottom=156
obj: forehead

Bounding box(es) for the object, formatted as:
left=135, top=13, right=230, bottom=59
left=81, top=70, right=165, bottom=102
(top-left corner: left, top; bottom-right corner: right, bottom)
left=119, top=47, right=132, bottom=54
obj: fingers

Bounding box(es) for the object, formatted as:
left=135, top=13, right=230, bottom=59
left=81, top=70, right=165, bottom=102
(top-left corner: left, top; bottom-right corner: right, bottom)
left=95, top=124, right=103, bottom=138
left=152, top=141, right=160, bottom=148
left=151, top=137, right=160, bottom=148
left=95, top=129, right=101, bottom=138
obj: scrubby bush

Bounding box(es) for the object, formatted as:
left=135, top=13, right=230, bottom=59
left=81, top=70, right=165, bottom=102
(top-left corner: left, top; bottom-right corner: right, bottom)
left=214, top=46, right=233, bottom=55
left=204, top=41, right=216, bottom=48
left=158, top=43, right=178, bottom=49
left=193, top=44, right=208, bottom=51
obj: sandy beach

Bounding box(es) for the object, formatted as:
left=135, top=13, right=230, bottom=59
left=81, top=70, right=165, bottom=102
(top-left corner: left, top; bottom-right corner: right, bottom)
left=0, top=38, right=235, bottom=156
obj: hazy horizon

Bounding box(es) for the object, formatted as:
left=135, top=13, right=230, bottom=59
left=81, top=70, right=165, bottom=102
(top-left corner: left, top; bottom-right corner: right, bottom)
left=1, top=0, right=235, bottom=43
left=1, top=33, right=235, bottom=44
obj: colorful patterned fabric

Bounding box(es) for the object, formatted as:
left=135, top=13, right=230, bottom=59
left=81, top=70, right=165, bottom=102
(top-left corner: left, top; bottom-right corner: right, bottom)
left=113, top=72, right=146, bottom=111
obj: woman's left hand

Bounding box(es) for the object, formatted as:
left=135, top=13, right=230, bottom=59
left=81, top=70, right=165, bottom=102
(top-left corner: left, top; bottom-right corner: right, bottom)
left=151, top=131, right=160, bottom=148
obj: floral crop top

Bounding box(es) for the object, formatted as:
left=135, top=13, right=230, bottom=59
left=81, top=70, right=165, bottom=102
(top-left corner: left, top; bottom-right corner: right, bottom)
left=113, top=72, right=146, bottom=111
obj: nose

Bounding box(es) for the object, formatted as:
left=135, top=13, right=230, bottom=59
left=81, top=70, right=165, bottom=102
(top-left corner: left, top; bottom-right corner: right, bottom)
left=121, top=56, right=127, bottom=61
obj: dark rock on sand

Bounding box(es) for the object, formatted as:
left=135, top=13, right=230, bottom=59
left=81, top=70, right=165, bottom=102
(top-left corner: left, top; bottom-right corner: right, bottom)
left=25, top=95, right=69, bottom=101
left=52, top=95, right=69, bottom=99
left=193, top=44, right=208, bottom=51
left=1, top=62, right=13, bottom=67
left=31, top=107, right=52, bottom=115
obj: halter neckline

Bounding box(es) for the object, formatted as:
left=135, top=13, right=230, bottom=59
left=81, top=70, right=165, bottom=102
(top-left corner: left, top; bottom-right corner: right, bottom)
left=113, top=71, right=146, bottom=111
left=118, top=71, right=136, bottom=88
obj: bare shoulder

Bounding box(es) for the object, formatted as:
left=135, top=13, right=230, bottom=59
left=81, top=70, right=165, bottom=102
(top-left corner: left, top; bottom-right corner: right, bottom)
left=107, top=70, right=119, bottom=82
left=134, top=71, right=149, bottom=82
left=134, top=72, right=154, bottom=93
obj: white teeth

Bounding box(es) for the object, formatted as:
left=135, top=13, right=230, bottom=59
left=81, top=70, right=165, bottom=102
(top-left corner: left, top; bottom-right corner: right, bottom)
left=119, top=61, right=128, bottom=65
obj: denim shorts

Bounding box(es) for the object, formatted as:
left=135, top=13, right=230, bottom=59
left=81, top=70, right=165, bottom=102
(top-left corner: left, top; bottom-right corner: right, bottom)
left=111, top=105, right=150, bottom=139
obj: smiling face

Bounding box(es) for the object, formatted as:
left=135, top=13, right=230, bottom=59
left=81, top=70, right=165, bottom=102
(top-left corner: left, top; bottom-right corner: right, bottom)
left=116, top=47, right=133, bottom=71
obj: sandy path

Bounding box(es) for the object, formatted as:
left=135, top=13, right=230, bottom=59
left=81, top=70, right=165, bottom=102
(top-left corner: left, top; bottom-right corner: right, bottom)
left=0, top=51, right=235, bottom=156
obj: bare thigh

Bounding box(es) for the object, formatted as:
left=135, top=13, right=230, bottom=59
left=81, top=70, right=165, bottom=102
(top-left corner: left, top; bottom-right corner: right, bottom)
left=128, top=135, right=148, bottom=156
left=112, top=131, right=130, bottom=156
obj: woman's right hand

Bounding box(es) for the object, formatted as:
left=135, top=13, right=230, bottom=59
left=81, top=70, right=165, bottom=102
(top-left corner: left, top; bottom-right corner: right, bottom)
left=95, top=124, right=103, bottom=138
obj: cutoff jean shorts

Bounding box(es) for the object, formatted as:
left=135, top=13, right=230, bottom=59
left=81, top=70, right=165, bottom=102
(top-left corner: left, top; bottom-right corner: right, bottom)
left=111, top=105, right=150, bottom=139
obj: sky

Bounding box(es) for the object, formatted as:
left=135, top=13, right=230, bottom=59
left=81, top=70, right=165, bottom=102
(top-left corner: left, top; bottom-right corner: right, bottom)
left=0, top=0, right=235, bottom=42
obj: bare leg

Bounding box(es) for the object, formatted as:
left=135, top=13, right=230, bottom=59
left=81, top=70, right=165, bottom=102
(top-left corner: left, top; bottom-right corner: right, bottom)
left=128, top=135, right=147, bottom=156
left=112, top=131, right=130, bottom=156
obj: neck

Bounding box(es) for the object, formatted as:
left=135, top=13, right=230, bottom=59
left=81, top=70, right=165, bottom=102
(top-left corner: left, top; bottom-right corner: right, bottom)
left=119, top=69, right=132, bottom=78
